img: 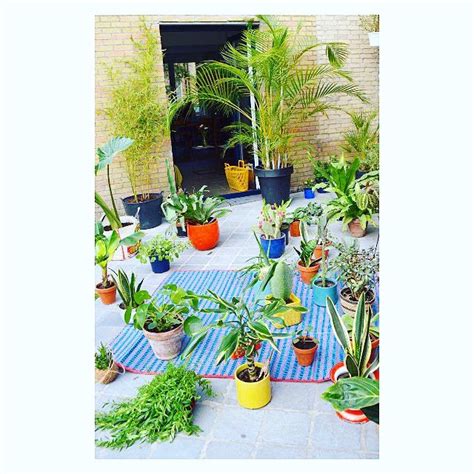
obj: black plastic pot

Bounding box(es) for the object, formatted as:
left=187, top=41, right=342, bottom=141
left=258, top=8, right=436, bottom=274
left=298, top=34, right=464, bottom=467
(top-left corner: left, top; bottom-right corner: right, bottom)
left=122, top=193, right=163, bottom=230
left=176, top=222, right=187, bottom=238
left=255, top=166, right=293, bottom=205
left=281, top=224, right=289, bottom=246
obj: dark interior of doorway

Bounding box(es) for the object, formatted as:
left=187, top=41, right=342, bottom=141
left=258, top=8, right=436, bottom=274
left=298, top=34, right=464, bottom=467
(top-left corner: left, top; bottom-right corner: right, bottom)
left=160, top=23, right=260, bottom=198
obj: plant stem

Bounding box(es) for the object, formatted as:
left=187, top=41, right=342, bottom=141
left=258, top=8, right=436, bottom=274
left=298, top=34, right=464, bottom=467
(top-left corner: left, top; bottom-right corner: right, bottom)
left=107, top=165, right=121, bottom=226
left=247, top=355, right=258, bottom=382
left=102, top=265, right=109, bottom=287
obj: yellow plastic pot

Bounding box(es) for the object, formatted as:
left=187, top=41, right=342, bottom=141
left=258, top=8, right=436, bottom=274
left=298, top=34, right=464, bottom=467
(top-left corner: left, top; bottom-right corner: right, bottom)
left=267, top=293, right=303, bottom=328
left=234, top=362, right=271, bottom=409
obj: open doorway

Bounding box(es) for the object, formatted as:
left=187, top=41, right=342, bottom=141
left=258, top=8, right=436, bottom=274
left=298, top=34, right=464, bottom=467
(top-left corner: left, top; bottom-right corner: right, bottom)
left=160, top=22, right=259, bottom=197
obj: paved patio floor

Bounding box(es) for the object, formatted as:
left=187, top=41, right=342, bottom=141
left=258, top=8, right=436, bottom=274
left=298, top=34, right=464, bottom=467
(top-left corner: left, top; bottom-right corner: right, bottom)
left=95, top=191, right=379, bottom=459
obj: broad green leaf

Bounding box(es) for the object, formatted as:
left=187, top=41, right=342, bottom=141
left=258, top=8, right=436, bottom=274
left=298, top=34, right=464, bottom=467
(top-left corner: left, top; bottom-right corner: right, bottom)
left=321, top=377, right=379, bottom=411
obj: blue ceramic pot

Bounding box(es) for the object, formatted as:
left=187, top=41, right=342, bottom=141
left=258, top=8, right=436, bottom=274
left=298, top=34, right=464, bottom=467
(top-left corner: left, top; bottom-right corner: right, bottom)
left=260, top=234, right=285, bottom=258
left=312, top=277, right=339, bottom=307
left=304, top=188, right=316, bottom=199
left=150, top=258, right=170, bottom=274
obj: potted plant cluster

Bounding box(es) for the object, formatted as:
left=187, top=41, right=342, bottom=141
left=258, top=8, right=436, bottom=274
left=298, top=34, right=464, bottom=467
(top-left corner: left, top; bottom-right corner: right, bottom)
left=331, top=239, right=379, bottom=315
left=324, top=294, right=380, bottom=423
left=103, top=19, right=169, bottom=229
left=360, top=15, right=380, bottom=47
left=95, top=137, right=141, bottom=260
left=292, top=326, right=319, bottom=367
left=182, top=289, right=304, bottom=409
left=95, top=222, right=143, bottom=305
left=288, top=202, right=323, bottom=237
left=254, top=200, right=290, bottom=258
left=171, top=15, right=366, bottom=205
left=137, top=234, right=188, bottom=274
left=127, top=284, right=199, bottom=360
left=95, top=343, right=119, bottom=384
left=294, top=222, right=321, bottom=285
left=303, top=178, right=316, bottom=199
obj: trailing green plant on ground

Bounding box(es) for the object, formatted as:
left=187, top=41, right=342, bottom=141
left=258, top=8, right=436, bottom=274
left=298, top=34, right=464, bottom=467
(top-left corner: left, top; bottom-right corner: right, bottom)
left=95, top=364, right=215, bottom=449
left=170, top=15, right=366, bottom=170
left=103, top=18, right=169, bottom=202
left=95, top=343, right=114, bottom=370
left=137, top=234, right=188, bottom=264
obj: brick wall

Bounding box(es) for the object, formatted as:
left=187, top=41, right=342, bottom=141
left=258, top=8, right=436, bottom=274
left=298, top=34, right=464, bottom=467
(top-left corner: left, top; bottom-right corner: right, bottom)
left=95, top=15, right=378, bottom=216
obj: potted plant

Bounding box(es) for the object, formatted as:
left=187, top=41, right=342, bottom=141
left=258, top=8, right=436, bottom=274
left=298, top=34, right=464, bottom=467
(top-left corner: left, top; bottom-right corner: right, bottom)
left=128, top=284, right=199, bottom=360
left=162, top=159, right=188, bottom=237
left=254, top=200, right=290, bottom=258
left=171, top=16, right=366, bottom=205
left=96, top=364, right=215, bottom=448
left=325, top=294, right=379, bottom=423
left=312, top=214, right=332, bottom=260
left=312, top=217, right=338, bottom=306
left=360, top=15, right=379, bottom=47
left=137, top=234, right=188, bottom=274
left=95, top=223, right=143, bottom=304
left=182, top=290, right=303, bottom=409
left=343, top=309, right=379, bottom=362
left=264, top=261, right=305, bottom=328
left=289, top=202, right=323, bottom=237
left=294, top=222, right=321, bottom=285
left=103, top=19, right=169, bottom=229
left=180, top=186, right=231, bottom=251
left=331, top=239, right=379, bottom=315
left=95, top=137, right=141, bottom=260
left=292, top=326, right=319, bottom=366
left=307, top=154, right=334, bottom=193
left=315, top=155, right=379, bottom=237
left=111, top=269, right=146, bottom=318
left=303, top=178, right=316, bottom=199
left=95, top=343, right=120, bottom=384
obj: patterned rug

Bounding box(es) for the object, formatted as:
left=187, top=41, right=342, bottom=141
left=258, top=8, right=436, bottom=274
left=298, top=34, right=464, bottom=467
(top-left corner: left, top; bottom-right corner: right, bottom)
left=111, top=270, right=379, bottom=383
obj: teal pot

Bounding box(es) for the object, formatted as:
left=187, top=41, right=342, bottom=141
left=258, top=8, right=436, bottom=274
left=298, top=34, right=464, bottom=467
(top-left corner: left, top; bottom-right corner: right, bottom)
left=312, top=278, right=339, bottom=307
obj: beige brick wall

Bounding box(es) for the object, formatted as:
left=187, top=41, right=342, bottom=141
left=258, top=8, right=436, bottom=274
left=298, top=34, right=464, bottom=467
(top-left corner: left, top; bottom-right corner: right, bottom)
left=95, top=15, right=378, bottom=216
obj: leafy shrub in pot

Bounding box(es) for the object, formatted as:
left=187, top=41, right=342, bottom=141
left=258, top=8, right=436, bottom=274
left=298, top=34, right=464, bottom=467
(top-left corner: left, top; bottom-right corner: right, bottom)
left=95, top=343, right=119, bottom=384
left=137, top=234, right=188, bottom=273
left=294, top=222, right=321, bottom=285
left=292, top=327, right=319, bottom=366
left=111, top=269, right=146, bottom=320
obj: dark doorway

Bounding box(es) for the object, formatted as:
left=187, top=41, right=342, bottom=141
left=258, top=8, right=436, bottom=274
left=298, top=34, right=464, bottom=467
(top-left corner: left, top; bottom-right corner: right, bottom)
left=160, top=22, right=259, bottom=197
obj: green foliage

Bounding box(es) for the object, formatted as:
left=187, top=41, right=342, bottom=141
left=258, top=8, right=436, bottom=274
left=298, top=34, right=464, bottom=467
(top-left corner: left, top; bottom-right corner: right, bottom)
left=182, top=289, right=303, bottom=382
left=103, top=18, right=169, bottom=201
left=161, top=190, right=188, bottom=230
left=255, top=200, right=291, bottom=239
left=170, top=15, right=366, bottom=170
left=137, top=234, right=188, bottom=264
left=326, top=293, right=379, bottom=378
left=95, top=364, right=215, bottom=449
left=359, top=15, right=379, bottom=33
left=270, top=261, right=293, bottom=301
left=95, top=343, right=113, bottom=370
left=294, top=221, right=318, bottom=268
left=341, top=110, right=379, bottom=172
left=314, top=214, right=332, bottom=286
left=331, top=239, right=379, bottom=299
left=343, top=309, right=379, bottom=340
left=127, top=284, right=199, bottom=332
left=111, top=269, right=145, bottom=315
left=182, top=186, right=231, bottom=225
left=290, top=202, right=323, bottom=225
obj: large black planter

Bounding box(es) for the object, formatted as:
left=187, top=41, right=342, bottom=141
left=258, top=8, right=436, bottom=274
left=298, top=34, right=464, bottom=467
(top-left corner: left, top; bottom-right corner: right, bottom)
left=255, top=165, right=293, bottom=205
left=122, top=192, right=163, bottom=230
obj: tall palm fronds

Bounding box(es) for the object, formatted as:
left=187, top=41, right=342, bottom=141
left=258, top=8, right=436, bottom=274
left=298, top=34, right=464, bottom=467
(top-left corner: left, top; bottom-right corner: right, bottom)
left=169, top=15, right=367, bottom=170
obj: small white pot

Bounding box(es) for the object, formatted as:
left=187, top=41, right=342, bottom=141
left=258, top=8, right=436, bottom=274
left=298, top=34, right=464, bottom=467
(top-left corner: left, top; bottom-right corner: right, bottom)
left=368, top=32, right=379, bottom=47
left=102, top=215, right=140, bottom=261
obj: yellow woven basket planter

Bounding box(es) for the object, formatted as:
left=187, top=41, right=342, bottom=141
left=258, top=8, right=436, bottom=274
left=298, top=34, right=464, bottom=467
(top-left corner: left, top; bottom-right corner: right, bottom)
left=224, top=160, right=250, bottom=192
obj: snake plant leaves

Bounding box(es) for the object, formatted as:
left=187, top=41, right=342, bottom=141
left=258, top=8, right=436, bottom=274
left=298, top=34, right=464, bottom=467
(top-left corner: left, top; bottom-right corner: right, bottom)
left=352, top=292, right=367, bottom=356
left=321, top=377, right=379, bottom=412
left=326, top=296, right=351, bottom=352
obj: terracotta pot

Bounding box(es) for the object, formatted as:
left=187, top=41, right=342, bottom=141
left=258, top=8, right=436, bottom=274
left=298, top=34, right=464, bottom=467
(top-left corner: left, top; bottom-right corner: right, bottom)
left=348, top=219, right=367, bottom=238
left=143, top=323, right=184, bottom=360
left=96, top=282, right=116, bottom=305
left=95, top=362, right=119, bottom=384
left=292, top=337, right=318, bottom=366
left=289, top=220, right=301, bottom=237
left=312, top=245, right=330, bottom=261
left=339, top=287, right=375, bottom=316
left=187, top=218, right=220, bottom=251
left=329, top=361, right=379, bottom=424
left=297, top=259, right=321, bottom=285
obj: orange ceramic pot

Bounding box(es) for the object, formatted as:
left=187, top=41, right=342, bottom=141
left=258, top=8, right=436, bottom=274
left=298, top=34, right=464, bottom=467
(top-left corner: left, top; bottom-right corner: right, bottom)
left=96, top=282, right=116, bottom=305
left=187, top=218, right=220, bottom=251
left=289, top=220, right=301, bottom=237
left=292, top=337, right=318, bottom=366
left=297, top=259, right=320, bottom=285
left=313, top=245, right=330, bottom=260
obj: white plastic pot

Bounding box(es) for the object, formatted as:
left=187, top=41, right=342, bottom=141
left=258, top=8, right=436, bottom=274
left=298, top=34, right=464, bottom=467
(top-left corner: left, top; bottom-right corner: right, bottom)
left=368, top=32, right=379, bottom=47
left=102, top=215, right=140, bottom=261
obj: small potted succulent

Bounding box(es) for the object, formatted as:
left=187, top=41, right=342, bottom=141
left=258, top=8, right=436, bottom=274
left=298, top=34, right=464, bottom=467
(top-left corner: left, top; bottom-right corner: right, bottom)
left=137, top=234, right=188, bottom=274
left=294, top=222, right=321, bottom=285
left=182, top=290, right=303, bottom=409
left=128, top=284, right=199, bottom=360
left=254, top=200, right=291, bottom=258
left=325, top=294, right=379, bottom=423
left=263, top=260, right=305, bottom=328
left=303, top=178, right=316, bottom=199
left=360, top=15, right=379, bottom=47
left=111, top=269, right=148, bottom=322
left=95, top=343, right=120, bottom=384
left=331, top=239, right=379, bottom=315
left=95, top=222, right=143, bottom=304
left=182, top=186, right=231, bottom=250
left=292, top=326, right=318, bottom=366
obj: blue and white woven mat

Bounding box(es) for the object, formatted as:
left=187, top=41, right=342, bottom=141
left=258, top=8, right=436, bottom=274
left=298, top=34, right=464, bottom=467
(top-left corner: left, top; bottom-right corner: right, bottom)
left=111, top=270, right=378, bottom=382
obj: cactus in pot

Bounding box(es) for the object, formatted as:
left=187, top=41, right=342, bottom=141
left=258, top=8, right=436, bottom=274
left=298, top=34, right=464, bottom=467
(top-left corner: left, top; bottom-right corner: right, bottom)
left=271, top=261, right=293, bottom=302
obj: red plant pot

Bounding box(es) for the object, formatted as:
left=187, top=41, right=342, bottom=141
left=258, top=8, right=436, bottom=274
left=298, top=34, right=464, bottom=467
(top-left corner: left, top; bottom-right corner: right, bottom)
left=187, top=218, right=220, bottom=251
left=329, top=361, right=379, bottom=424
left=289, top=220, right=301, bottom=237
